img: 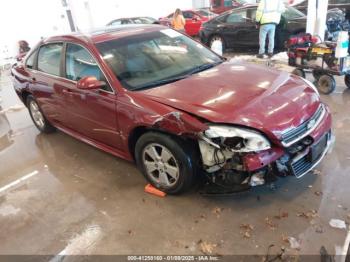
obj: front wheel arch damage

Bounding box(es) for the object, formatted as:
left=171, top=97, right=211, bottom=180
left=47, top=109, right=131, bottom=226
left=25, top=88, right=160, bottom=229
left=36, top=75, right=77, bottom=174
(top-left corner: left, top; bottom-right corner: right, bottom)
left=134, top=131, right=201, bottom=194
left=130, top=112, right=281, bottom=194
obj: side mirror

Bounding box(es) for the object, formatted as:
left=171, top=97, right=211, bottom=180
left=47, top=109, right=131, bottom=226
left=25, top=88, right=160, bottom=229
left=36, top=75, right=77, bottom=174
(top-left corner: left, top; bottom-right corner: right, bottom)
left=77, top=76, right=106, bottom=90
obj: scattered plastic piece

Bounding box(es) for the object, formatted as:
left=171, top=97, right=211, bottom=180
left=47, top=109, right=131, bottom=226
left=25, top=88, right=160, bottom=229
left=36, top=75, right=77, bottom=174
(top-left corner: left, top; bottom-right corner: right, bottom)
left=329, top=219, right=347, bottom=229
left=288, top=237, right=301, bottom=250
left=144, top=184, right=166, bottom=197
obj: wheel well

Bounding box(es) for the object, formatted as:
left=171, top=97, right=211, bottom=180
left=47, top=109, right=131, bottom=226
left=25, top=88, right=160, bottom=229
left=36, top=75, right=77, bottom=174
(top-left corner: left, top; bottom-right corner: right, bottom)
left=21, top=91, right=31, bottom=106
left=128, top=126, right=199, bottom=161
left=128, top=126, right=149, bottom=160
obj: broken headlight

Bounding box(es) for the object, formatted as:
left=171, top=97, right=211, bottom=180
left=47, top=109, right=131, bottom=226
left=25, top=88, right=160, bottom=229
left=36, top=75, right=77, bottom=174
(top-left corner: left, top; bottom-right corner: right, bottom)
left=204, top=125, right=271, bottom=152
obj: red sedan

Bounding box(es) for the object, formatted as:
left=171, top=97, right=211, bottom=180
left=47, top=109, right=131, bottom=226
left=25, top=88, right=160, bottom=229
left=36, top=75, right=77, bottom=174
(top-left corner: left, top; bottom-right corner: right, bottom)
left=159, top=9, right=215, bottom=36
left=11, top=25, right=333, bottom=194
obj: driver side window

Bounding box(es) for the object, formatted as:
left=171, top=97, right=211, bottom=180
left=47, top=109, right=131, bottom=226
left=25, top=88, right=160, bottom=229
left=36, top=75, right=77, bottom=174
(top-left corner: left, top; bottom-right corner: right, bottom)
left=65, top=43, right=112, bottom=92
left=226, top=11, right=247, bottom=23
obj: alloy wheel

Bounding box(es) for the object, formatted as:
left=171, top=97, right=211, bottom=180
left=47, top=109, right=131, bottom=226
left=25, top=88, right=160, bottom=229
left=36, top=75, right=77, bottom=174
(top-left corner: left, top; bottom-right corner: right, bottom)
left=142, top=143, right=179, bottom=188
left=29, top=100, right=45, bottom=129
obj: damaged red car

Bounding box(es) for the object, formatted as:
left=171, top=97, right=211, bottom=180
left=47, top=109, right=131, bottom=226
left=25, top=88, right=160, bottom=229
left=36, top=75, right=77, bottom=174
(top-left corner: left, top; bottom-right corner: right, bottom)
left=11, top=25, right=333, bottom=194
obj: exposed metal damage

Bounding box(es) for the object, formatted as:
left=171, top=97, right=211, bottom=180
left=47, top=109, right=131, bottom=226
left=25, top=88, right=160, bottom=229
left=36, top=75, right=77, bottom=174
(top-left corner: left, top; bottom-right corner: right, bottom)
left=152, top=111, right=208, bottom=136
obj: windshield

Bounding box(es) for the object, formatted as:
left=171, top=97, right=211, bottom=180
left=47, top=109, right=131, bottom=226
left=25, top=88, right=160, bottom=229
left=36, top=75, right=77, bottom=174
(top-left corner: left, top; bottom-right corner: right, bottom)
left=96, top=29, right=223, bottom=91
left=283, top=6, right=306, bottom=19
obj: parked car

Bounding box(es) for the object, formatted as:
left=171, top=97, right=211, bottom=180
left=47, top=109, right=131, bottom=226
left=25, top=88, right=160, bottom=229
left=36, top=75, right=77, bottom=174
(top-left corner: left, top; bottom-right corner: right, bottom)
left=159, top=10, right=211, bottom=36
left=194, top=8, right=218, bottom=19
left=210, top=0, right=247, bottom=14
left=107, top=17, right=159, bottom=26
left=295, top=0, right=350, bottom=20
left=11, top=25, right=332, bottom=194
left=199, top=5, right=306, bottom=52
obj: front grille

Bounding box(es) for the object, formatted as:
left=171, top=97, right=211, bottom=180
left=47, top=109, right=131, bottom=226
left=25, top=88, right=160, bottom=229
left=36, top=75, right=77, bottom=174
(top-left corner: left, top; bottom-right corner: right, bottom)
left=281, top=105, right=325, bottom=146
left=289, top=132, right=329, bottom=178
left=290, top=156, right=316, bottom=178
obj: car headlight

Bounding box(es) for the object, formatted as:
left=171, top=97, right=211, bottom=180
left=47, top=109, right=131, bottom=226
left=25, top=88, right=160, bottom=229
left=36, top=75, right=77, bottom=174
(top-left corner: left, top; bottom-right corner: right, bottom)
left=302, top=78, right=320, bottom=97
left=204, top=125, right=271, bottom=152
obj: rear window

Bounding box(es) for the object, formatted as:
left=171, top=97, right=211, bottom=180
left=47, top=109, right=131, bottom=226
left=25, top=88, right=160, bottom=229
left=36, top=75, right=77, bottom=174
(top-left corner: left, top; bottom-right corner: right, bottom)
left=37, top=43, right=63, bottom=76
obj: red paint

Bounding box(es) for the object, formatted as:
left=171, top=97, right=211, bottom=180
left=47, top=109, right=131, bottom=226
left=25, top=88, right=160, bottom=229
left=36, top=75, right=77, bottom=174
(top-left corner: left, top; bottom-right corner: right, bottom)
left=11, top=25, right=332, bottom=168
left=243, top=148, right=285, bottom=171
left=159, top=10, right=210, bottom=36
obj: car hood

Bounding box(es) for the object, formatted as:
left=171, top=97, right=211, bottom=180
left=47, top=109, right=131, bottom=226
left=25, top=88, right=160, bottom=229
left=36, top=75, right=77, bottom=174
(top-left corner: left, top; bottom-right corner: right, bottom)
left=139, top=62, right=320, bottom=140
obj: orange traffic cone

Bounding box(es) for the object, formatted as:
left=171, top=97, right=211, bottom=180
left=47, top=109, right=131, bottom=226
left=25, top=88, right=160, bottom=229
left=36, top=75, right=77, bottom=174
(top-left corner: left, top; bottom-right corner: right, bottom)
left=144, top=184, right=166, bottom=197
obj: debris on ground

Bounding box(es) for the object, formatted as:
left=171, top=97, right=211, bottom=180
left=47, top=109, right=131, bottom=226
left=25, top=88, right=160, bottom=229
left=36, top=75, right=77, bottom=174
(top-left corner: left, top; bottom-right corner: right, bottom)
left=197, top=239, right=217, bottom=255
left=144, top=184, right=166, bottom=197
left=314, top=191, right=323, bottom=196
left=329, top=219, right=347, bottom=229
left=274, top=211, right=289, bottom=220
left=265, top=217, right=277, bottom=230
left=312, top=170, right=322, bottom=176
left=212, top=207, right=224, bottom=218
left=315, top=225, right=324, bottom=234
left=240, top=224, right=254, bottom=239
left=288, top=237, right=301, bottom=250
left=281, top=234, right=289, bottom=244
left=297, top=210, right=318, bottom=220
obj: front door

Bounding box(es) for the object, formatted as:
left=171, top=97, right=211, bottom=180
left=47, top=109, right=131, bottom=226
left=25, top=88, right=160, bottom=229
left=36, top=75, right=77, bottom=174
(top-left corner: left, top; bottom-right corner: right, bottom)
left=58, top=43, right=121, bottom=149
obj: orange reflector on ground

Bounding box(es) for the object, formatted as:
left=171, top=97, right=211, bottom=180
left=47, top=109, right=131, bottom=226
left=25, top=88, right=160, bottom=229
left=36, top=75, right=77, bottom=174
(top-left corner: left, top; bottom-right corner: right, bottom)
left=144, top=184, right=166, bottom=197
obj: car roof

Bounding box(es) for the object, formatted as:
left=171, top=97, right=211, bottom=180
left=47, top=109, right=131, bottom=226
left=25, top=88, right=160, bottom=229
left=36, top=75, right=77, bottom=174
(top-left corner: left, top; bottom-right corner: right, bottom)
left=43, top=24, right=166, bottom=45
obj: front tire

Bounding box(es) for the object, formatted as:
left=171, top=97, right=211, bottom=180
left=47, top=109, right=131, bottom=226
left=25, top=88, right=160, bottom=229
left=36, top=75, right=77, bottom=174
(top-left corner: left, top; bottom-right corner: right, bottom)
left=209, top=35, right=225, bottom=54
left=27, top=95, right=56, bottom=133
left=135, top=132, right=196, bottom=194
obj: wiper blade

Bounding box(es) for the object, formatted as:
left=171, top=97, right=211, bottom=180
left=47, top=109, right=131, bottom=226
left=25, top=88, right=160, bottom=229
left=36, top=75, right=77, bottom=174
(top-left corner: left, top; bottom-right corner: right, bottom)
left=187, top=61, right=223, bottom=75
left=131, top=75, right=188, bottom=90
left=131, top=61, right=224, bottom=91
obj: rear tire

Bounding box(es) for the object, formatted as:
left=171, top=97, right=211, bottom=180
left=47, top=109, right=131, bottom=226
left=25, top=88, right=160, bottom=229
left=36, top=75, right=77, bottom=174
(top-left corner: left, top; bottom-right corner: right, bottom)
left=135, top=132, right=197, bottom=194
left=317, top=75, right=336, bottom=95
left=27, top=95, right=56, bottom=133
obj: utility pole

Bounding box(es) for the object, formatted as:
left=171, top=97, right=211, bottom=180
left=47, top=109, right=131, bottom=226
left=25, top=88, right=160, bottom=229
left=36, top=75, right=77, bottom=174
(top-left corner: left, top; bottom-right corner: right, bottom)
left=306, top=0, right=329, bottom=41
left=61, top=0, right=76, bottom=32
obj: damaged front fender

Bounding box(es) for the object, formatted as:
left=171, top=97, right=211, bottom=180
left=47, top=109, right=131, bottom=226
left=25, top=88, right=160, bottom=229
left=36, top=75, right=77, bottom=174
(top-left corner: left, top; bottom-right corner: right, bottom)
left=152, top=111, right=208, bottom=136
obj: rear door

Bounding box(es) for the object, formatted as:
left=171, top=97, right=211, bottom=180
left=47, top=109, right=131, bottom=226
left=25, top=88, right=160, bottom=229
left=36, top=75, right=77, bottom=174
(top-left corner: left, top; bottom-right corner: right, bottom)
left=220, top=9, right=249, bottom=48
left=235, top=8, right=259, bottom=48
left=59, top=42, right=120, bottom=149
left=33, top=43, right=66, bottom=125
